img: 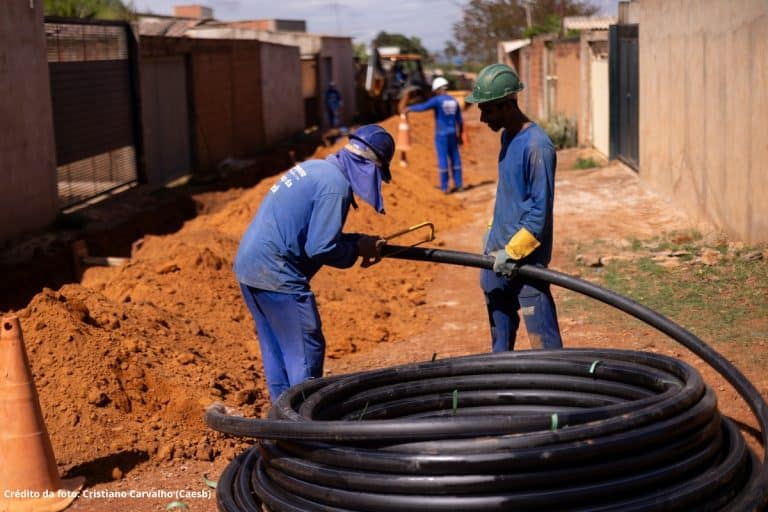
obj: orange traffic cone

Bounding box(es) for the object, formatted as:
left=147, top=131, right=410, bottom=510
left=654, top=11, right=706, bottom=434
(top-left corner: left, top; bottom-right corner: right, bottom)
left=397, top=113, right=411, bottom=167
left=0, top=316, right=84, bottom=512
left=396, top=113, right=412, bottom=151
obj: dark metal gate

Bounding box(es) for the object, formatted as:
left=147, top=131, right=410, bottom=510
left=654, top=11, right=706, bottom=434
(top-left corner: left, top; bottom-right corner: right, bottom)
left=45, top=18, right=142, bottom=210
left=609, top=24, right=639, bottom=170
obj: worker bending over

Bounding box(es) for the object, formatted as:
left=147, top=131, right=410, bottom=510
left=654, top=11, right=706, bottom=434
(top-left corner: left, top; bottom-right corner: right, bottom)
left=233, top=125, right=395, bottom=401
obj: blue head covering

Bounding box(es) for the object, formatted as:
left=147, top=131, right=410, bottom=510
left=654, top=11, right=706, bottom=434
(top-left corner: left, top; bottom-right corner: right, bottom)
left=327, top=146, right=385, bottom=214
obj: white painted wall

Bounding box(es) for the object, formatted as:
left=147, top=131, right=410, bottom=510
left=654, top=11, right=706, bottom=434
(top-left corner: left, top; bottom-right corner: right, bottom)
left=590, top=55, right=609, bottom=157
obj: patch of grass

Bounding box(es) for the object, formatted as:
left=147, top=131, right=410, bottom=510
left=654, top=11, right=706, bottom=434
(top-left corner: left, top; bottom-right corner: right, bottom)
left=561, top=237, right=768, bottom=371
left=541, top=114, right=577, bottom=149
left=573, top=157, right=600, bottom=170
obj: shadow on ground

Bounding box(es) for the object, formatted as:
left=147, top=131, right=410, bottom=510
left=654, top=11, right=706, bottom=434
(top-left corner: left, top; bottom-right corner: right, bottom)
left=65, top=450, right=150, bottom=485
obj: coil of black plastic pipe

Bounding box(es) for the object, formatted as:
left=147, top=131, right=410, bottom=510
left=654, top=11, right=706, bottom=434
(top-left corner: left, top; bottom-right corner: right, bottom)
left=207, top=246, right=768, bottom=512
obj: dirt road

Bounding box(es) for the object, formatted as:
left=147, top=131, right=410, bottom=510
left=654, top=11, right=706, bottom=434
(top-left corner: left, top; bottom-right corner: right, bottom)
left=4, top=106, right=763, bottom=512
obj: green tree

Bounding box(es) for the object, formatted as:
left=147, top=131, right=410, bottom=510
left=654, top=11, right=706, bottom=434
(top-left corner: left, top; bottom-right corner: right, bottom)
left=353, top=42, right=369, bottom=62
left=44, top=0, right=135, bottom=20
left=453, top=0, right=598, bottom=64
left=372, top=32, right=431, bottom=63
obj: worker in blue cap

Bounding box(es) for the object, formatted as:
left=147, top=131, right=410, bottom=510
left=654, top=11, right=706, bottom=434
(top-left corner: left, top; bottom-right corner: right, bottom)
left=233, top=125, right=396, bottom=401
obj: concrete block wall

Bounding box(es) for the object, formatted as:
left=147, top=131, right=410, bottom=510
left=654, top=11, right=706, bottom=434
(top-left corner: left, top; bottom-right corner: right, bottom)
left=518, top=39, right=545, bottom=119
left=191, top=45, right=241, bottom=170
left=319, top=36, right=357, bottom=128
left=141, top=36, right=262, bottom=172
left=578, top=32, right=610, bottom=153
left=141, top=36, right=303, bottom=174
left=638, top=0, right=768, bottom=242
left=259, top=42, right=303, bottom=145
left=230, top=42, right=266, bottom=154
left=516, top=36, right=580, bottom=123
left=0, top=1, right=59, bottom=242
left=553, top=40, right=581, bottom=121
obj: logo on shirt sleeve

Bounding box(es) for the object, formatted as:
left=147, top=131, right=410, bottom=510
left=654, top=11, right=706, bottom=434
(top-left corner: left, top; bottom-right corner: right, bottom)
left=270, top=165, right=308, bottom=194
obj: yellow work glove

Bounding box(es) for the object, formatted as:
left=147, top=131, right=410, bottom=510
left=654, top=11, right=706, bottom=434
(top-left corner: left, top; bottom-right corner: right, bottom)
left=504, top=227, right=540, bottom=260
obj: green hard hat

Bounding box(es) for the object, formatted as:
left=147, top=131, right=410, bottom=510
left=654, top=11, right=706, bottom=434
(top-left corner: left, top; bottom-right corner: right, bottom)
left=465, top=63, right=524, bottom=104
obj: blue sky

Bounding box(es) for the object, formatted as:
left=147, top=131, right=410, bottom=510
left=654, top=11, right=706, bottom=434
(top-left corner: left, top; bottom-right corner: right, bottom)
left=135, top=0, right=620, bottom=53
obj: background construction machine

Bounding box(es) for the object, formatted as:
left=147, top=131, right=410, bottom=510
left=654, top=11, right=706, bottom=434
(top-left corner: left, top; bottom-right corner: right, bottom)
left=359, top=46, right=432, bottom=120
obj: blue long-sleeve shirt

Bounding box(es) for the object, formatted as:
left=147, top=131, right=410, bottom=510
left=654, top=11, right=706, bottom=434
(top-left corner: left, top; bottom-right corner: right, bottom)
left=485, top=123, right=556, bottom=266
left=233, top=159, right=359, bottom=292
left=407, top=94, right=463, bottom=136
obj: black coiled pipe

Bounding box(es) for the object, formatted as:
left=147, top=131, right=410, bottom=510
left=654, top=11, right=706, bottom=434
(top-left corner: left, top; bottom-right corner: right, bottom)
left=208, top=247, right=768, bottom=511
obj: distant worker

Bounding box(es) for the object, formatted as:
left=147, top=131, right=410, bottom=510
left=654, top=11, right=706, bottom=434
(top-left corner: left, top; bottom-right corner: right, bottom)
left=233, top=125, right=396, bottom=401
left=465, top=64, right=563, bottom=352
left=393, top=61, right=407, bottom=86
left=404, top=76, right=464, bottom=194
left=325, top=81, right=343, bottom=128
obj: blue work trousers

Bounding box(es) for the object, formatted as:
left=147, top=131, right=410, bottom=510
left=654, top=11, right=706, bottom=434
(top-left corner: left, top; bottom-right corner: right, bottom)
left=240, top=284, right=325, bottom=401
left=327, top=107, right=340, bottom=128
left=481, top=269, right=563, bottom=351
left=435, top=133, right=462, bottom=191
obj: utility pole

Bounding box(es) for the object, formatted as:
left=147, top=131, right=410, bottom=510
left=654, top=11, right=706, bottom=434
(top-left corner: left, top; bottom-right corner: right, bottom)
left=332, top=2, right=341, bottom=34
left=522, top=0, right=535, bottom=29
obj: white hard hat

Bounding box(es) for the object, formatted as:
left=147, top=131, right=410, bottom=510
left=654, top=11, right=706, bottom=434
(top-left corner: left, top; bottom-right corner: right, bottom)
left=432, top=76, right=449, bottom=91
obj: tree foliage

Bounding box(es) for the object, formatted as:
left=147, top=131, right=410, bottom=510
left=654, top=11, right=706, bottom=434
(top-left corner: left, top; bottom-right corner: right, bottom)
left=453, top=0, right=598, bottom=64
left=372, top=32, right=431, bottom=62
left=444, top=41, right=459, bottom=61
left=44, top=0, right=135, bottom=20
left=353, top=43, right=369, bottom=62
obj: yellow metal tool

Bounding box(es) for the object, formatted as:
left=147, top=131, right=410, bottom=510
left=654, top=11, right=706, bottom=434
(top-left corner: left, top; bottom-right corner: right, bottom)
left=384, top=221, right=435, bottom=246
left=360, top=221, right=436, bottom=267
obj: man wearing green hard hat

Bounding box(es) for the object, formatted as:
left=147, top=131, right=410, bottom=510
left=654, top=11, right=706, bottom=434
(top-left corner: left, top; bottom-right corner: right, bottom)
left=466, top=63, right=563, bottom=352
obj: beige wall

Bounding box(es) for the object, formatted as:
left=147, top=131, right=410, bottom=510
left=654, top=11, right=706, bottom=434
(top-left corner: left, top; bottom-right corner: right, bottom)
left=142, top=37, right=262, bottom=172
left=141, top=37, right=303, bottom=172
left=578, top=31, right=610, bottom=155
left=0, top=1, right=59, bottom=242
left=517, top=38, right=545, bottom=119
left=638, top=0, right=768, bottom=243
left=553, top=40, right=581, bottom=121
left=260, top=42, right=304, bottom=145
left=186, top=27, right=356, bottom=128
left=590, top=54, right=610, bottom=156
left=515, top=36, right=580, bottom=124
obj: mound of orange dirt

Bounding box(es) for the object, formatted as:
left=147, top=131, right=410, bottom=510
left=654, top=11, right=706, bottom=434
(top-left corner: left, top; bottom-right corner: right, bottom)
left=10, top=111, right=476, bottom=470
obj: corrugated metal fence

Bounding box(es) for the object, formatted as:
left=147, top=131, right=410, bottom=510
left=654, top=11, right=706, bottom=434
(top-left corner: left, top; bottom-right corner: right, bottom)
left=45, top=17, right=142, bottom=210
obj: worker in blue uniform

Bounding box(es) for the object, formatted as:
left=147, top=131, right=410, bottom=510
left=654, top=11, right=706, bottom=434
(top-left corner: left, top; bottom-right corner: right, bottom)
left=465, top=64, right=563, bottom=352
left=233, top=125, right=396, bottom=401
left=405, top=76, right=464, bottom=193
left=325, top=81, right=342, bottom=128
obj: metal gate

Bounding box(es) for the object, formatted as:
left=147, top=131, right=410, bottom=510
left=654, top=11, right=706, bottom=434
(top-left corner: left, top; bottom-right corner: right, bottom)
left=45, top=18, right=142, bottom=210
left=609, top=24, right=639, bottom=170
